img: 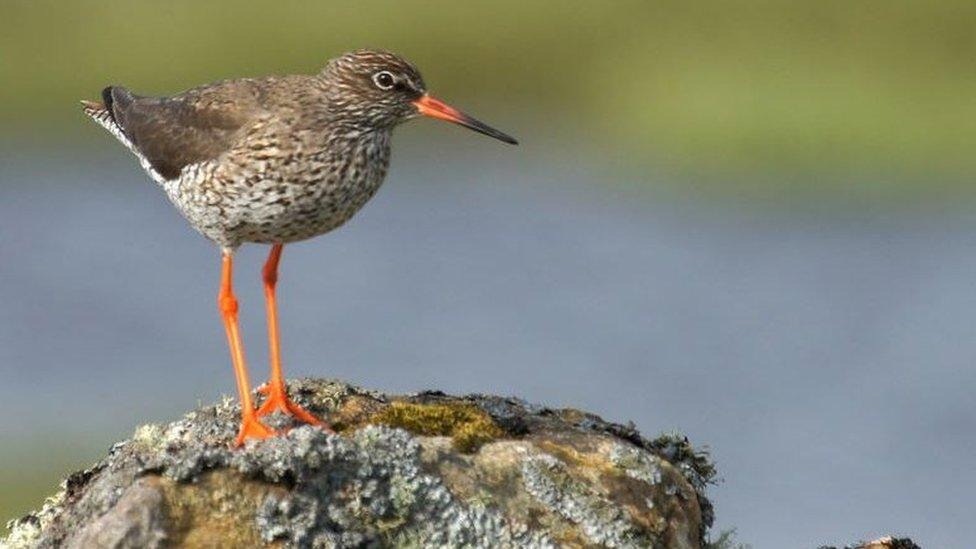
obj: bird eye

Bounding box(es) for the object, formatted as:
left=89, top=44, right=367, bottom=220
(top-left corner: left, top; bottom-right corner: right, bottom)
left=373, top=71, right=395, bottom=90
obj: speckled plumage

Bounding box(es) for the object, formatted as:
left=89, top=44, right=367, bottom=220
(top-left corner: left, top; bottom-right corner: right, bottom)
left=82, top=50, right=428, bottom=249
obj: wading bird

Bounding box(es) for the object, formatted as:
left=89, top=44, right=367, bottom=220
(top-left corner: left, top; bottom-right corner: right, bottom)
left=82, top=49, right=517, bottom=445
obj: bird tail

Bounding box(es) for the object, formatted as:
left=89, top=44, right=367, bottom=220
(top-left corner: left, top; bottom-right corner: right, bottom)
left=81, top=86, right=136, bottom=151
left=81, top=86, right=122, bottom=123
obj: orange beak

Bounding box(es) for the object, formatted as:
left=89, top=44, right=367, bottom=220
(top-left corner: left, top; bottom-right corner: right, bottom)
left=412, top=95, right=518, bottom=145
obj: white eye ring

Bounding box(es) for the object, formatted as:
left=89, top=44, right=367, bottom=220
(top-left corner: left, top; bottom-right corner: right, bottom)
left=372, top=71, right=396, bottom=90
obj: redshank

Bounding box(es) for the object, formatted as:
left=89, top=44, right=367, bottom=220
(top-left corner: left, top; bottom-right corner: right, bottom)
left=82, top=49, right=517, bottom=446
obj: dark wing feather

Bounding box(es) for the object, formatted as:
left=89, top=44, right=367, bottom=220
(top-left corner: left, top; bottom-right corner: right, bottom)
left=104, top=82, right=264, bottom=180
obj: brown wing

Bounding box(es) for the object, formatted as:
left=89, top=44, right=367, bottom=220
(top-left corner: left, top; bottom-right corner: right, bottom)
left=101, top=81, right=265, bottom=180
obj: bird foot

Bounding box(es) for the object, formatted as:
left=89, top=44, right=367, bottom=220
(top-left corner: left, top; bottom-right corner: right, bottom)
left=234, top=415, right=277, bottom=447
left=257, top=384, right=334, bottom=433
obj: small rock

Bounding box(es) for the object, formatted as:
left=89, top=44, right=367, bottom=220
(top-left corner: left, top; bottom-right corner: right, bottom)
left=68, top=478, right=167, bottom=549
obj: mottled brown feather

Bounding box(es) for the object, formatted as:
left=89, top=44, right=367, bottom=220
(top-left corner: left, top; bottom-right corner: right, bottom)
left=106, top=82, right=265, bottom=180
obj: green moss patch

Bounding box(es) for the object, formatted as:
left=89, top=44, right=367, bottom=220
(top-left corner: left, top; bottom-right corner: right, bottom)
left=370, top=402, right=503, bottom=453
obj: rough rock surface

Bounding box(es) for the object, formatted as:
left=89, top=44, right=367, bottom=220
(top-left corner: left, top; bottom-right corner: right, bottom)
left=819, top=537, right=922, bottom=549
left=3, top=379, right=717, bottom=548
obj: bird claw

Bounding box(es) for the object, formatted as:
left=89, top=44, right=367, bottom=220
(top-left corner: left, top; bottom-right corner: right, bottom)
left=233, top=415, right=277, bottom=447
left=256, top=385, right=334, bottom=433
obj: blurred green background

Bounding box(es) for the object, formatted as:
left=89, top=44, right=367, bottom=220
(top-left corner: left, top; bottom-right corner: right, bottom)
left=3, top=0, right=975, bottom=197
left=3, top=1, right=976, bottom=545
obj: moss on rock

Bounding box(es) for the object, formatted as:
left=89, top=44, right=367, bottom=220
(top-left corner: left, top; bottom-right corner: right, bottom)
left=370, top=401, right=504, bottom=453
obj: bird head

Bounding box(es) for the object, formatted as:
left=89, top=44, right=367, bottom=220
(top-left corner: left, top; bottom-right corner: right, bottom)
left=322, top=49, right=518, bottom=144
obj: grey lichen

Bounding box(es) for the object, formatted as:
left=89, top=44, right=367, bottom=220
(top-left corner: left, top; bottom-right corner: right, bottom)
left=521, top=453, right=655, bottom=548
left=610, top=441, right=664, bottom=485
left=5, top=379, right=715, bottom=549
left=242, top=426, right=552, bottom=547
left=818, top=537, right=922, bottom=549
left=2, top=490, right=66, bottom=548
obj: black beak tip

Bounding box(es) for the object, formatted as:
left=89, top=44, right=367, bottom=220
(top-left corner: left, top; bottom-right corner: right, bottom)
left=479, top=125, right=519, bottom=146
left=483, top=125, right=518, bottom=145
left=458, top=114, right=519, bottom=146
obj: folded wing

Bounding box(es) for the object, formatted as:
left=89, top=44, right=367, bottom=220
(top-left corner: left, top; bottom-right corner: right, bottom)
left=83, top=82, right=264, bottom=181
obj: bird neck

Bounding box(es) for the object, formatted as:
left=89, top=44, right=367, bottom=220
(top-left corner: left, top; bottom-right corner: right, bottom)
left=315, top=123, right=392, bottom=170
left=323, top=120, right=392, bottom=150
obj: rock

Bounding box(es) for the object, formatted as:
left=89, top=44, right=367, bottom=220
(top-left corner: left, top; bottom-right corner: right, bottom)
left=3, top=379, right=716, bottom=548
left=819, top=537, right=922, bottom=549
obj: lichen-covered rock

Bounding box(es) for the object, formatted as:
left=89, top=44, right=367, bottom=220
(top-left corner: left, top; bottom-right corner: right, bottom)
left=3, top=379, right=716, bottom=548
left=819, top=536, right=922, bottom=549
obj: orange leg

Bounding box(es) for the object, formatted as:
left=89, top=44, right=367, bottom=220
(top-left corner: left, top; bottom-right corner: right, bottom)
left=219, top=250, right=276, bottom=446
left=256, top=244, right=332, bottom=431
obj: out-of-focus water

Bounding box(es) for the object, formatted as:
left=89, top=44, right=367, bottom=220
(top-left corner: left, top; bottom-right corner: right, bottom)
left=1, top=137, right=974, bottom=548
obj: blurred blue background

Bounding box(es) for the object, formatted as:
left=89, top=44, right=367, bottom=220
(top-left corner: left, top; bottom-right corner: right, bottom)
left=2, top=2, right=975, bottom=547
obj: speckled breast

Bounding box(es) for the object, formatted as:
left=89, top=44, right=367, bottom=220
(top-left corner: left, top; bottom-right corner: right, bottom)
left=167, top=133, right=392, bottom=249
